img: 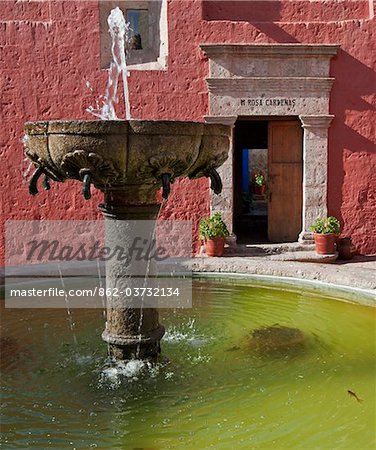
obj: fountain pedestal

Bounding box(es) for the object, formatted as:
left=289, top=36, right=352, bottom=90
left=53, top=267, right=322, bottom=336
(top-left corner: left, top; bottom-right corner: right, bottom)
left=24, top=120, right=231, bottom=360
left=99, top=187, right=165, bottom=359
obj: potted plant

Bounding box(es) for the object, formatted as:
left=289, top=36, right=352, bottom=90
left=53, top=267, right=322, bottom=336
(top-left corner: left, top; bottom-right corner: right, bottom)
left=310, top=216, right=341, bottom=255
left=252, top=171, right=266, bottom=195
left=199, top=212, right=229, bottom=257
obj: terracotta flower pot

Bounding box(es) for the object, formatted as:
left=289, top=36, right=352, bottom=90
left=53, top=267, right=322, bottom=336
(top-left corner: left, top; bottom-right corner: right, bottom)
left=205, top=237, right=226, bottom=257
left=252, top=184, right=266, bottom=195
left=314, top=233, right=337, bottom=255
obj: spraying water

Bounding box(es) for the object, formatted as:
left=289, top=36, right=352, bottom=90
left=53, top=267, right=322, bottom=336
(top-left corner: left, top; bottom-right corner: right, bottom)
left=135, top=202, right=165, bottom=359
left=57, top=264, right=78, bottom=346
left=87, top=7, right=131, bottom=120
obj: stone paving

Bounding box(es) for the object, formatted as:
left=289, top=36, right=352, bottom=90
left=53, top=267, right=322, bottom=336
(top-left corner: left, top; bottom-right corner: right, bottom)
left=191, top=244, right=376, bottom=303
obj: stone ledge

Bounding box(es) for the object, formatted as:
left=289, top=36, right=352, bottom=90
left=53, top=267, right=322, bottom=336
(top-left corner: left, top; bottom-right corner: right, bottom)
left=1, top=256, right=375, bottom=304
left=200, top=44, right=340, bottom=58
left=222, top=242, right=316, bottom=256
left=269, top=251, right=338, bottom=263
left=187, top=255, right=376, bottom=293
left=205, top=246, right=337, bottom=262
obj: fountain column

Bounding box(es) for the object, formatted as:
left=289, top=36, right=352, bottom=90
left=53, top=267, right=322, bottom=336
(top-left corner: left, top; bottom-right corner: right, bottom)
left=99, top=186, right=165, bottom=360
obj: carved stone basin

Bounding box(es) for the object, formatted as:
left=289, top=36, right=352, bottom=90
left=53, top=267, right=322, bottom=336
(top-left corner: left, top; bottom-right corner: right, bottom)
left=24, top=120, right=230, bottom=202
left=23, top=119, right=231, bottom=360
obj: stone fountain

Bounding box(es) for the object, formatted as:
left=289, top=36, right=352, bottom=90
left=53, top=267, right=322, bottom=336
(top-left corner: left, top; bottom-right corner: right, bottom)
left=23, top=119, right=230, bottom=359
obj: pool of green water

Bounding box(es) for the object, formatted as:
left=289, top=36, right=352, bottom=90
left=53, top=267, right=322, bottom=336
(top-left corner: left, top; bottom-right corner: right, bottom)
left=1, top=277, right=375, bottom=449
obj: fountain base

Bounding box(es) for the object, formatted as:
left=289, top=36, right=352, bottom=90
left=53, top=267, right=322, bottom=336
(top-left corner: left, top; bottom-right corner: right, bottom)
left=102, top=324, right=165, bottom=360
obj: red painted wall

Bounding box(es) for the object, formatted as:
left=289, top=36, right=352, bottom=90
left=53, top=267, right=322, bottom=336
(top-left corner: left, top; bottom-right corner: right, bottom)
left=1, top=0, right=375, bottom=262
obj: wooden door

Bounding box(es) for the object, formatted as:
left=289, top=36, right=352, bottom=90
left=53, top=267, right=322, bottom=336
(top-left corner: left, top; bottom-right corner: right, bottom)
left=268, top=120, right=302, bottom=242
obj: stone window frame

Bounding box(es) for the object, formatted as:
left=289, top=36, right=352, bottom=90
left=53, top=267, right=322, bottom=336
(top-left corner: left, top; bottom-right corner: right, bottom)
left=99, top=0, right=168, bottom=71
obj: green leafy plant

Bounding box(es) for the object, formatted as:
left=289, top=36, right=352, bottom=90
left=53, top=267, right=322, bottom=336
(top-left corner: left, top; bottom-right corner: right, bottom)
left=253, top=171, right=266, bottom=187
left=199, top=212, right=230, bottom=240
left=310, top=216, right=340, bottom=234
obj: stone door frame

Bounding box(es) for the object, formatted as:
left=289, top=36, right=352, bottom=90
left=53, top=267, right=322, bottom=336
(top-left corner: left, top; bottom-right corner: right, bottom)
left=201, top=44, right=339, bottom=243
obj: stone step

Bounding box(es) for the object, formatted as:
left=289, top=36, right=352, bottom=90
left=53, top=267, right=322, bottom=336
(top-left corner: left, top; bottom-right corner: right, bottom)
left=223, top=242, right=316, bottom=256
left=269, top=251, right=338, bottom=263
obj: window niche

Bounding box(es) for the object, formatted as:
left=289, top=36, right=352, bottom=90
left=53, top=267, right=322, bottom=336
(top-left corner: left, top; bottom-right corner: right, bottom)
left=99, top=0, right=168, bottom=70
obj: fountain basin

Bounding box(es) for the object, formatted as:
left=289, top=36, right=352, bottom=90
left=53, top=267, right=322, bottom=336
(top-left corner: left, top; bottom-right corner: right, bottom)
left=24, top=120, right=231, bottom=200
left=1, top=276, right=374, bottom=448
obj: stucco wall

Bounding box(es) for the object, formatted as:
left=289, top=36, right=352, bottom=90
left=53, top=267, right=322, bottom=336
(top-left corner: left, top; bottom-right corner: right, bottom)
left=1, top=0, right=375, bottom=262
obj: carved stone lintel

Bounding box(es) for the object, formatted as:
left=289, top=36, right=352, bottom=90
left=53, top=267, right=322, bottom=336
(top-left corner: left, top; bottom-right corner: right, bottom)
left=200, top=44, right=340, bottom=59
left=207, top=78, right=335, bottom=95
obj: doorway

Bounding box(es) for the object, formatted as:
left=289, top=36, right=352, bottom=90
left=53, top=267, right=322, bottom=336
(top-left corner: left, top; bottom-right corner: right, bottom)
left=234, top=118, right=303, bottom=244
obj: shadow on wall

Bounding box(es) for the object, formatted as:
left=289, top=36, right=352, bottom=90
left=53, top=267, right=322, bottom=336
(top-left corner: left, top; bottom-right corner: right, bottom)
left=205, top=1, right=300, bottom=48
left=330, top=49, right=376, bottom=156
left=202, top=0, right=371, bottom=22
left=328, top=48, right=376, bottom=248
left=202, top=1, right=282, bottom=22
left=202, top=0, right=298, bottom=43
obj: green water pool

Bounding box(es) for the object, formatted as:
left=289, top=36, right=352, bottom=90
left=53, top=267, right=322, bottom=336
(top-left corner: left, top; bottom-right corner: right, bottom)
left=1, top=277, right=375, bottom=449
